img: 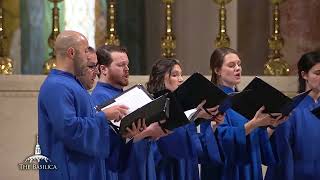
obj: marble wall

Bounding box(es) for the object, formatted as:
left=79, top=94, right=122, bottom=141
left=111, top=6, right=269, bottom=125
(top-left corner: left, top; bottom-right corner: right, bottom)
left=280, top=0, right=320, bottom=74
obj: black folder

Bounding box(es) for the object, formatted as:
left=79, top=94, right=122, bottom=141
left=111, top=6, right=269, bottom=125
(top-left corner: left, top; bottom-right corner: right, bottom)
left=119, top=95, right=170, bottom=134
left=119, top=93, right=191, bottom=134
left=231, top=77, right=310, bottom=120
left=162, top=93, right=190, bottom=130
left=153, top=73, right=231, bottom=128
left=173, top=73, right=229, bottom=111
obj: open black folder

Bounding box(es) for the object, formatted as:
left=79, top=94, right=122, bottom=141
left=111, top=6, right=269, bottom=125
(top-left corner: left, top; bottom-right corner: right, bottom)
left=119, top=95, right=170, bottom=134
left=173, top=73, right=229, bottom=111
left=96, top=85, right=157, bottom=134
left=96, top=84, right=191, bottom=134
left=159, top=73, right=232, bottom=127
left=230, top=77, right=311, bottom=120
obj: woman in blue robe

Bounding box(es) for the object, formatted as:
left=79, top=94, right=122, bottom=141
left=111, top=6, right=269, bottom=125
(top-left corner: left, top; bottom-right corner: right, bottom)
left=91, top=45, right=222, bottom=180
left=200, top=47, right=279, bottom=180
left=265, top=51, right=320, bottom=180
left=145, top=58, right=225, bottom=180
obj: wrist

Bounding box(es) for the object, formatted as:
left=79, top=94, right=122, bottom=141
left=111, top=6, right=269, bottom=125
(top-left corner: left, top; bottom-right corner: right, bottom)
left=245, top=120, right=258, bottom=135
left=248, top=119, right=259, bottom=129
left=268, top=125, right=277, bottom=130
left=210, top=121, right=217, bottom=131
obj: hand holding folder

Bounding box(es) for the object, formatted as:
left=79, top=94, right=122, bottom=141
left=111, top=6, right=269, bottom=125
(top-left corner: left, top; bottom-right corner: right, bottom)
left=152, top=73, right=229, bottom=128
left=230, top=77, right=311, bottom=120
left=96, top=85, right=168, bottom=134
left=173, top=73, right=229, bottom=111
left=119, top=94, right=171, bottom=134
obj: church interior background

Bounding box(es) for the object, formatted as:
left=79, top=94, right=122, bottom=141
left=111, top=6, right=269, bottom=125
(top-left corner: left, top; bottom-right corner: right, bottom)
left=1, top=0, right=320, bottom=179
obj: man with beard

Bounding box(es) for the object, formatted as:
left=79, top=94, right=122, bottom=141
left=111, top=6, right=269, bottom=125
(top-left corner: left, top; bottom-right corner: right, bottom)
left=77, top=46, right=98, bottom=91
left=92, top=45, right=138, bottom=179
left=38, top=31, right=137, bottom=180
left=92, top=45, right=187, bottom=180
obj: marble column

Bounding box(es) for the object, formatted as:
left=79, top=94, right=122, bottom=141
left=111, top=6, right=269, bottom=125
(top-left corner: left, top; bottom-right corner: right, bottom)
left=20, top=0, right=45, bottom=74
left=280, top=0, right=320, bottom=74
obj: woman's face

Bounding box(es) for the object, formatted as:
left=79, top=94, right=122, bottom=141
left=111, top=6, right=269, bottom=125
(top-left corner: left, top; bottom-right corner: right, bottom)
left=215, top=53, right=242, bottom=87
left=164, top=64, right=184, bottom=92
left=303, top=63, right=320, bottom=92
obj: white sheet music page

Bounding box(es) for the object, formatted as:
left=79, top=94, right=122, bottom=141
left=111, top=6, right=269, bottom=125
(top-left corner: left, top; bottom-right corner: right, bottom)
left=101, top=86, right=153, bottom=126
left=184, top=108, right=197, bottom=121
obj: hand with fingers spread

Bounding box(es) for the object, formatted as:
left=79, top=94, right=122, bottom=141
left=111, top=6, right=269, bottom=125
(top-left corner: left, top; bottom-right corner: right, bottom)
left=266, top=114, right=290, bottom=137
left=245, top=106, right=277, bottom=135
left=269, top=114, right=289, bottom=129
left=146, top=120, right=172, bottom=140
left=102, top=105, right=129, bottom=122
left=122, top=118, right=147, bottom=139
left=251, top=106, right=276, bottom=127
left=210, top=113, right=225, bottom=131
left=195, top=100, right=221, bottom=119
left=133, top=120, right=172, bottom=142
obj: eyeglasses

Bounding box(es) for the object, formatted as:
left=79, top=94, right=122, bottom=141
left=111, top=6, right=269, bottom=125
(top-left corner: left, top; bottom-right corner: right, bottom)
left=87, top=64, right=98, bottom=71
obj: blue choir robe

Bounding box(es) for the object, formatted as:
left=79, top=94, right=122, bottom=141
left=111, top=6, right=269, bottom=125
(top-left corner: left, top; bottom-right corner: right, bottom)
left=200, top=86, right=276, bottom=180
left=265, top=95, right=320, bottom=180
left=92, top=82, right=158, bottom=180
left=155, top=122, right=223, bottom=180
left=38, top=69, right=131, bottom=180
left=92, top=82, right=222, bottom=180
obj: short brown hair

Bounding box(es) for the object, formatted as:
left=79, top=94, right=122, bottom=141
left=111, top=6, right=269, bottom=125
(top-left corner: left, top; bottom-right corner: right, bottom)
left=96, top=45, right=128, bottom=67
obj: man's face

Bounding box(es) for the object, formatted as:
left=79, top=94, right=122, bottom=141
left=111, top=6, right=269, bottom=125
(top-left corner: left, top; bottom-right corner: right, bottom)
left=78, top=52, right=98, bottom=90
left=73, top=37, right=89, bottom=77
left=107, top=52, right=129, bottom=87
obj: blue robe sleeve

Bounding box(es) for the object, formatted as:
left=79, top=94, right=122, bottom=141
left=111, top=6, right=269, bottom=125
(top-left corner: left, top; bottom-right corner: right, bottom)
left=211, top=114, right=247, bottom=164
left=156, top=126, right=194, bottom=159
left=106, top=130, right=133, bottom=172
left=197, top=123, right=223, bottom=165
left=258, top=128, right=276, bottom=166
left=265, top=115, right=295, bottom=180
left=43, top=83, right=111, bottom=158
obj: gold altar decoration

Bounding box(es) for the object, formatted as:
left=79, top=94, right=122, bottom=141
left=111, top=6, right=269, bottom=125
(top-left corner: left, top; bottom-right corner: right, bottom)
left=43, top=0, right=63, bottom=74
left=161, top=0, right=176, bottom=58
left=213, top=0, right=232, bottom=48
left=105, top=0, right=120, bottom=46
left=264, top=0, right=289, bottom=75
left=0, top=0, right=13, bottom=74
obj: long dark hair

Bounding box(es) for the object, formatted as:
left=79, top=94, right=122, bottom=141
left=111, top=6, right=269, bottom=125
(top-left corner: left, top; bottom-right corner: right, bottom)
left=146, top=58, right=181, bottom=94
left=297, top=51, right=320, bottom=93
left=210, top=47, right=240, bottom=84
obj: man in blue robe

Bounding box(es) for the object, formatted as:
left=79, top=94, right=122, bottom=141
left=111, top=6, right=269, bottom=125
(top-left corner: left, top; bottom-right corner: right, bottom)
left=91, top=45, right=156, bottom=180
left=92, top=45, right=216, bottom=180
left=38, top=31, right=134, bottom=180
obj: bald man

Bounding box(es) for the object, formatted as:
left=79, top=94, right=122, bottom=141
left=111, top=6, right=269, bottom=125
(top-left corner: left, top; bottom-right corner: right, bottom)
left=38, top=31, right=135, bottom=180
